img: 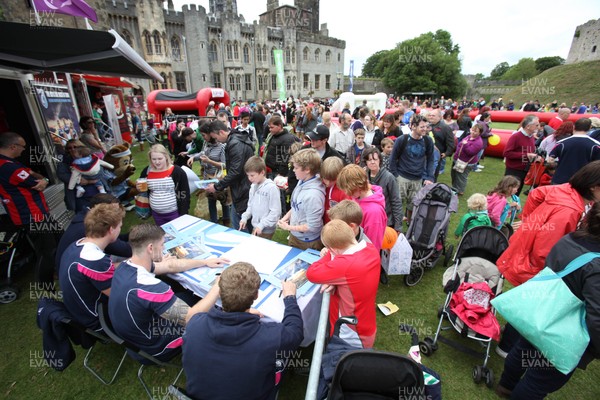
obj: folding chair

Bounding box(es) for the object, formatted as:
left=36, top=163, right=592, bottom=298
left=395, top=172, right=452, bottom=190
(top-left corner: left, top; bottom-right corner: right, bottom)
left=97, top=303, right=184, bottom=399
left=167, top=385, right=194, bottom=400
left=60, top=315, right=128, bottom=385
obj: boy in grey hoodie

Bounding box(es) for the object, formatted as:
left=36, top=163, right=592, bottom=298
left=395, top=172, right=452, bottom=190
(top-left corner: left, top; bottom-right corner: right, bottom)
left=240, top=156, right=281, bottom=240
left=277, top=148, right=326, bottom=250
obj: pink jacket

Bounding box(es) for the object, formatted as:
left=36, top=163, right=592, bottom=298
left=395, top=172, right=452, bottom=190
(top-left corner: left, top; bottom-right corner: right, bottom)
left=358, top=185, right=387, bottom=250
left=486, top=193, right=507, bottom=227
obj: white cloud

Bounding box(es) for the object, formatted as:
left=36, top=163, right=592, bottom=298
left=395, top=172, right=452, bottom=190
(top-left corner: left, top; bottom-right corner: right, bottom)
left=171, top=0, right=598, bottom=76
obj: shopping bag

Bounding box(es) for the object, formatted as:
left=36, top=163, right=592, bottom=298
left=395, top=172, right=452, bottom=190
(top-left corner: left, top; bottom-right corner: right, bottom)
left=135, top=191, right=150, bottom=219
left=491, top=252, right=600, bottom=374
left=382, top=233, right=412, bottom=275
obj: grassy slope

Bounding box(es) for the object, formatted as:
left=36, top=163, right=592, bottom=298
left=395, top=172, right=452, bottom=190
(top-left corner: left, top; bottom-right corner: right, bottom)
left=501, top=60, right=600, bottom=106
left=2, top=134, right=600, bottom=399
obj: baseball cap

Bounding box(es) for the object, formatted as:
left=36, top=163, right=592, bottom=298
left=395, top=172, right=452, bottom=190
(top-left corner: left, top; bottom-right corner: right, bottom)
left=307, top=125, right=330, bottom=141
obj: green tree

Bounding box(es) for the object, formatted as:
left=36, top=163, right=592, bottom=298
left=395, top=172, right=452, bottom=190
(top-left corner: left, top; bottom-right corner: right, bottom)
left=535, top=56, right=565, bottom=72
left=376, top=30, right=466, bottom=98
left=501, top=58, right=538, bottom=81
left=361, top=50, right=390, bottom=78
left=489, top=62, right=510, bottom=80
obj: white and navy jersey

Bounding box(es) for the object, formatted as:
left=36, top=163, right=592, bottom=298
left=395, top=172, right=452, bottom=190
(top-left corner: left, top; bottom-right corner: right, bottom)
left=148, top=165, right=178, bottom=214
left=109, top=260, right=182, bottom=362
left=59, top=239, right=114, bottom=331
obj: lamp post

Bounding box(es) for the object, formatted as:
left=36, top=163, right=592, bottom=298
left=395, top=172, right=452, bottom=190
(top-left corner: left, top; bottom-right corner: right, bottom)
left=336, top=72, right=341, bottom=90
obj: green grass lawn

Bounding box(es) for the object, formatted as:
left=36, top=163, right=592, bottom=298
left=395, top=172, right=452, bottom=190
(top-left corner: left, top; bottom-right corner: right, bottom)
left=2, top=135, right=599, bottom=399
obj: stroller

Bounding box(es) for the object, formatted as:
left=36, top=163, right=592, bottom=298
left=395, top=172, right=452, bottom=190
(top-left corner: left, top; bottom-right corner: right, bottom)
left=318, top=318, right=439, bottom=400
left=404, top=183, right=458, bottom=286
left=419, top=226, right=509, bottom=388
left=0, top=210, right=43, bottom=304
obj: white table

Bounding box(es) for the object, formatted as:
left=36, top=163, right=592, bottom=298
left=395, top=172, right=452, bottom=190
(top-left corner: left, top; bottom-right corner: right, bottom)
left=164, top=215, right=323, bottom=346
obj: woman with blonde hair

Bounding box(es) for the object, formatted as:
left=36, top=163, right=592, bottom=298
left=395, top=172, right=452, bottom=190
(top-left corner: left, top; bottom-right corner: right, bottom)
left=137, top=144, right=190, bottom=225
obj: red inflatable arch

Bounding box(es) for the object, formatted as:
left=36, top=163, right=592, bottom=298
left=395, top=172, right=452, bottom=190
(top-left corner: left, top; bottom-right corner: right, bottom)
left=147, top=88, right=230, bottom=125
left=483, top=129, right=514, bottom=158
left=463, top=110, right=591, bottom=124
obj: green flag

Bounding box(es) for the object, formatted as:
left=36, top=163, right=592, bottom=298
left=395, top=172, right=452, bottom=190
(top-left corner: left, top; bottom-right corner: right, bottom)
left=273, top=49, right=286, bottom=101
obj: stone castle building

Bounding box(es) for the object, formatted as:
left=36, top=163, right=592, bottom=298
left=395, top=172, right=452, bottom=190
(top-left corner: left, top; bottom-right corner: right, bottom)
left=2, top=0, right=345, bottom=100
left=566, top=18, right=600, bottom=64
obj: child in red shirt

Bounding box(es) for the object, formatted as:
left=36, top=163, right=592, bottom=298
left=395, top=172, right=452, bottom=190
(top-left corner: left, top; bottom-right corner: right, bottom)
left=307, top=220, right=380, bottom=348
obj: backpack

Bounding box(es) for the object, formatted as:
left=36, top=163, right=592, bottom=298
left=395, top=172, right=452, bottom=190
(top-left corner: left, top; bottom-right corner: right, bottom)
left=394, top=134, right=434, bottom=163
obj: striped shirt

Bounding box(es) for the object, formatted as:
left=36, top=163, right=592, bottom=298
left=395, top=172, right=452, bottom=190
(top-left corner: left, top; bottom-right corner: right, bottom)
left=200, top=142, right=226, bottom=179
left=0, top=154, right=49, bottom=225
left=148, top=165, right=177, bottom=214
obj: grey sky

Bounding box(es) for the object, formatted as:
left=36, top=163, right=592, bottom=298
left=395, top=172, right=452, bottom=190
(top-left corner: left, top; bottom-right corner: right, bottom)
left=171, top=0, right=599, bottom=76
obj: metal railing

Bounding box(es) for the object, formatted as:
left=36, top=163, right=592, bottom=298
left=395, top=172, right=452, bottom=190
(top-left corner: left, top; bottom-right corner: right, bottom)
left=305, top=291, right=331, bottom=400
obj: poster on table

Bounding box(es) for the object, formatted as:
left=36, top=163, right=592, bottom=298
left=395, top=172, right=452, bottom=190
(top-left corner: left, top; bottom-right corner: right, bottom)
left=31, top=83, right=80, bottom=149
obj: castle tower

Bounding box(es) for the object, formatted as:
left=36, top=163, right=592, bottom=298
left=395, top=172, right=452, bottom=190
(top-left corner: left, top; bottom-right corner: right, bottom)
left=209, top=0, right=238, bottom=16
left=266, top=0, right=279, bottom=12
left=294, top=0, right=318, bottom=33
left=566, top=18, right=600, bottom=64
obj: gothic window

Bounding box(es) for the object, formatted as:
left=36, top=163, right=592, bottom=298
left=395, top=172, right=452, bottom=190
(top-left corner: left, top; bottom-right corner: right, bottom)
left=303, top=47, right=309, bottom=62
left=326, top=50, right=331, bottom=63
left=226, top=41, right=233, bottom=60
left=144, top=31, right=153, bottom=55
left=153, top=31, right=162, bottom=55
left=209, top=41, right=218, bottom=62
left=243, top=45, right=250, bottom=63
left=122, top=30, right=133, bottom=47
left=233, top=41, right=239, bottom=60
left=171, top=36, right=181, bottom=61
left=314, top=49, right=320, bottom=63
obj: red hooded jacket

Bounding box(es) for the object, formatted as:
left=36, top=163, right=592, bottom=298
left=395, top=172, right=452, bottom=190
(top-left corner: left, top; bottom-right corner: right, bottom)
left=496, top=183, right=587, bottom=286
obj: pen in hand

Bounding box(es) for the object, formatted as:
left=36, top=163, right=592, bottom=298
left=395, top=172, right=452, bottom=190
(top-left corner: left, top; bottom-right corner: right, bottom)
left=279, top=278, right=287, bottom=298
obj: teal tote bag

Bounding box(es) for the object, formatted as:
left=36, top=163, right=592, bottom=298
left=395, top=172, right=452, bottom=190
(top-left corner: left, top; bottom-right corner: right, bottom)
left=491, top=252, right=600, bottom=374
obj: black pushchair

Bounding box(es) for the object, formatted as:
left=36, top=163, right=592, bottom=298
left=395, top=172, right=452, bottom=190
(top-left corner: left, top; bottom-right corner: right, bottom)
left=318, top=318, right=438, bottom=400
left=0, top=212, right=39, bottom=303
left=404, top=183, right=458, bottom=286
left=419, top=226, right=509, bottom=388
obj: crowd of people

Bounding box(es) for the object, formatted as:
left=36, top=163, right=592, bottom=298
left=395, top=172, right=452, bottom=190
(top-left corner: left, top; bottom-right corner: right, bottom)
left=1, top=91, right=600, bottom=399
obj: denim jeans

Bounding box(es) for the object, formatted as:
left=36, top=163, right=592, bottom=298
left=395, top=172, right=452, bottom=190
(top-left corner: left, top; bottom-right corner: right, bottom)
left=230, top=205, right=252, bottom=233
left=499, top=333, right=574, bottom=399
left=207, top=196, right=230, bottom=224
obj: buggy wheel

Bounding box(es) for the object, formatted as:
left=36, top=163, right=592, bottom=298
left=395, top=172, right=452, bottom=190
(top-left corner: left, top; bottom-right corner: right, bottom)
left=423, top=336, right=437, bottom=352
left=485, top=368, right=494, bottom=388
left=444, top=245, right=454, bottom=268
left=404, top=265, right=424, bottom=287
left=419, top=340, right=433, bottom=357
left=0, top=285, right=19, bottom=304
left=472, top=365, right=483, bottom=384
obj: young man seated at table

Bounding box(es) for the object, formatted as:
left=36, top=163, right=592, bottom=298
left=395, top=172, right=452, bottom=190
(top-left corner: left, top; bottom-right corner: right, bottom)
left=108, top=224, right=227, bottom=362
left=55, top=193, right=132, bottom=271
left=307, top=219, right=380, bottom=348
left=60, top=204, right=125, bottom=331
left=183, top=262, right=304, bottom=400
